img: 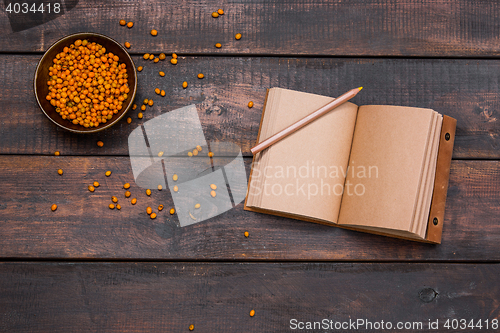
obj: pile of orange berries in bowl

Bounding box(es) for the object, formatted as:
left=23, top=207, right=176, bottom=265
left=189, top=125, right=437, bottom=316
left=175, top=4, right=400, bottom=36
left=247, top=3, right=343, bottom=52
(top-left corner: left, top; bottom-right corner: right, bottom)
left=34, top=32, right=137, bottom=133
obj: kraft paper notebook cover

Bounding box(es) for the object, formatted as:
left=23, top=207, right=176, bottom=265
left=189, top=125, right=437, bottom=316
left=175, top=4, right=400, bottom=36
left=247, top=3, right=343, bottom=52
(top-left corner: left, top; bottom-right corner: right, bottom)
left=244, top=88, right=456, bottom=244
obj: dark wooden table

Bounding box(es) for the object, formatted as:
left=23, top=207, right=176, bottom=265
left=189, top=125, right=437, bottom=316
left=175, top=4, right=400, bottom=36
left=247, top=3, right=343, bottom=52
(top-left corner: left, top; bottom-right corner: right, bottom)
left=0, top=1, right=499, bottom=332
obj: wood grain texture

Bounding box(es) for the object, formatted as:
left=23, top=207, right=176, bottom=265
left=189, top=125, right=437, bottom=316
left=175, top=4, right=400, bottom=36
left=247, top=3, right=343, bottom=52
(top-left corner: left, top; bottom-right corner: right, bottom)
left=0, top=156, right=497, bottom=261
left=0, top=262, right=498, bottom=332
left=1, top=55, right=499, bottom=158
left=1, top=0, right=500, bottom=57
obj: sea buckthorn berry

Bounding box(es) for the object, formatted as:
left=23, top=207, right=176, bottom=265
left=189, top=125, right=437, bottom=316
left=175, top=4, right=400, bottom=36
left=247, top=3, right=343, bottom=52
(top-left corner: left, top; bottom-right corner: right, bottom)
left=170, top=58, right=177, bottom=65
left=172, top=53, right=177, bottom=59
left=109, top=204, right=115, bottom=209
left=212, top=12, right=219, bottom=18
left=138, top=112, right=143, bottom=119
left=88, top=185, right=95, bottom=192
left=137, top=66, right=143, bottom=72
left=182, top=81, right=188, bottom=89
left=143, top=99, right=149, bottom=106
left=105, top=170, right=112, bottom=177
left=125, top=191, right=131, bottom=198
left=141, top=104, right=146, bottom=111
left=161, top=90, right=165, bottom=97
left=211, top=190, right=217, bottom=197
left=235, top=33, right=242, bottom=40
left=193, top=149, right=198, bottom=156
left=116, top=204, right=121, bottom=210
left=123, top=183, right=131, bottom=189
left=195, top=203, right=201, bottom=209
left=217, top=9, right=224, bottom=15
left=210, top=184, right=217, bottom=190
left=197, top=73, right=204, bottom=79
left=54, top=151, right=60, bottom=156
left=154, top=58, right=159, bottom=63
left=189, top=324, right=194, bottom=331
left=244, top=231, right=249, bottom=237
left=158, top=151, right=164, bottom=157
left=159, top=53, right=166, bottom=60
left=149, top=54, right=154, bottom=60
left=150, top=212, right=157, bottom=219
left=148, top=99, right=154, bottom=106
left=169, top=208, right=175, bottom=215
left=112, top=196, right=118, bottom=203
left=208, top=152, right=214, bottom=157
left=188, top=152, right=193, bottom=157
left=248, top=101, right=254, bottom=108
left=173, top=174, right=178, bottom=181
left=215, top=43, right=222, bottom=48
left=158, top=185, right=162, bottom=191
left=196, top=145, right=202, bottom=151
left=97, top=141, right=104, bottom=147
left=57, top=169, right=63, bottom=175
left=132, top=104, right=137, bottom=110
left=131, top=198, right=137, bottom=205
left=51, top=204, right=57, bottom=211
left=146, top=207, right=152, bottom=215
left=93, top=181, right=99, bottom=187
left=146, top=189, right=151, bottom=196
left=158, top=205, right=164, bottom=211
left=143, top=53, right=150, bottom=60
left=127, top=117, right=132, bottom=124
left=155, top=88, right=160, bottom=95
left=127, top=22, right=134, bottom=28
left=124, top=42, right=131, bottom=48
left=173, top=185, right=178, bottom=192
left=119, top=19, right=126, bottom=26
left=159, top=71, right=165, bottom=77
left=250, top=310, right=255, bottom=317
left=150, top=29, right=158, bottom=36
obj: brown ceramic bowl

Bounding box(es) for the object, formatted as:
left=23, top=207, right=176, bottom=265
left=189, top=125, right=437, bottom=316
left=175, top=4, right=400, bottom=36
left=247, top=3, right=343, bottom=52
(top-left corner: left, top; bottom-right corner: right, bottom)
left=34, top=32, right=137, bottom=133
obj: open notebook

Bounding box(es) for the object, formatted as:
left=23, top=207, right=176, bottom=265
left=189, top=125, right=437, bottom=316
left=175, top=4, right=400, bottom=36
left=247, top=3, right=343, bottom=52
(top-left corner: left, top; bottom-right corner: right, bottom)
left=244, top=88, right=456, bottom=243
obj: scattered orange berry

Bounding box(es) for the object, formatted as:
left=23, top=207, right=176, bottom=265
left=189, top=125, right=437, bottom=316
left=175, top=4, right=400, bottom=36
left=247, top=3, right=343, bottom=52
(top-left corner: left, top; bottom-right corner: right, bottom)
left=105, top=170, right=112, bottom=177
left=248, top=101, right=254, bottom=108
left=97, top=141, right=104, bottom=147
left=159, top=71, right=165, bottom=77
left=217, top=9, right=224, bottom=15
left=123, top=183, right=131, bottom=189
left=131, top=198, right=137, bottom=205
left=54, top=151, right=60, bottom=156
left=88, top=185, right=95, bottom=192
left=57, top=169, right=63, bottom=175
left=244, top=231, right=249, bottom=237
left=119, top=19, right=126, bottom=26
left=212, top=12, right=219, bottom=18
left=235, top=33, right=242, bottom=40
left=171, top=58, right=178, bottom=65
left=197, top=73, right=204, bottom=79
left=250, top=310, right=255, bottom=317
left=172, top=53, right=178, bottom=59
left=161, top=90, right=165, bottom=97
left=109, top=204, right=115, bottom=210
left=150, top=212, right=157, bottom=219
left=137, top=66, right=143, bottom=72
left=215, top=43, right=222, bottom=48
left=127, top=21, right=134, bottom=28
left=138, top=112, right=143, bottom=119
left=150, top=29, right=158, bottom=36
left=125, top=191, right=131, bottom=198
left=51, top=204, right=57, bottom=211
left=169, top=208, right=175, bottom=215
left=127, top=117, right=132, bottom=124
left=155, top=88, right=160, bottom=95
left=124, top=42, right=131, bottom=48
left=189, top=324, right=194, bottom=331
left=182, top=81, right=188, bottom=89
left=93, top=181, right=99, bottom=188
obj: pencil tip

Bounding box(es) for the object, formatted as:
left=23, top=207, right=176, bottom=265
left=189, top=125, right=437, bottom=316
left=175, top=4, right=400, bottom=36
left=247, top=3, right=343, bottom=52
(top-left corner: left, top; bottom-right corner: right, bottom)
left=358, top=87, right=363, bottom=91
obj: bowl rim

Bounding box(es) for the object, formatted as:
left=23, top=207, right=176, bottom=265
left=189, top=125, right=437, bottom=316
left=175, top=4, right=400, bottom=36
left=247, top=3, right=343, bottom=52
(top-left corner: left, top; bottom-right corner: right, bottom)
left=33, top=32, right=137, bottom=134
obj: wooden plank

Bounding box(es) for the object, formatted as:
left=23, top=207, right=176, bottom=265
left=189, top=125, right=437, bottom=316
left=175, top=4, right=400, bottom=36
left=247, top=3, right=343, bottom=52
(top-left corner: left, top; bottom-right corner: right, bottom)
left=0, top=262, right=498, bottom=332
left=2, top=0, right=500, bottom=57
left=0, top=156, right=498, bottom=261
left=1, top=55, right=500, bottom=158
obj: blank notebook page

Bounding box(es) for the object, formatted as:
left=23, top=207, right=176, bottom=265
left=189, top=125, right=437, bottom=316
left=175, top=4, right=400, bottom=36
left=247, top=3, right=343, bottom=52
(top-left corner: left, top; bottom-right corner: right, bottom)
left=338, top=105, right=435, bottom=233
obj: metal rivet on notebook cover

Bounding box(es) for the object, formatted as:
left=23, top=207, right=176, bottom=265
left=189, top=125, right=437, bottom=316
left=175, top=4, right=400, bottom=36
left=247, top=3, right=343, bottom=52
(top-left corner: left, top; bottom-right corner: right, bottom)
left=445, top=133, right=450, bottom=141
left=433, top=217, right=438, bottom=225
